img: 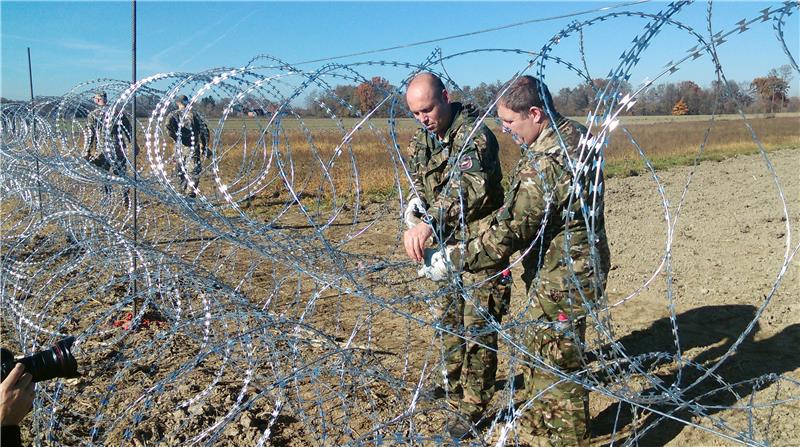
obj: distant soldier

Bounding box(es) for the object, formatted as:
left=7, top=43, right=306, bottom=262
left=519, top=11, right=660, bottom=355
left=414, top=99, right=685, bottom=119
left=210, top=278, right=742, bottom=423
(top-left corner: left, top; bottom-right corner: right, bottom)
left=424, top=76, right=611, bottom=446
left=85, top=91, right=136, bottom=205
left=403, top=72, right=510, bottom=438
left=165, top=94, right=210, bottom=198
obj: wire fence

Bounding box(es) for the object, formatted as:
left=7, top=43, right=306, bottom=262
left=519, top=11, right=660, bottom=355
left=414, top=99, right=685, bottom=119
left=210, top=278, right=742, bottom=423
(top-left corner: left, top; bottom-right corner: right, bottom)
left=1, top=1, right=799, bottom=445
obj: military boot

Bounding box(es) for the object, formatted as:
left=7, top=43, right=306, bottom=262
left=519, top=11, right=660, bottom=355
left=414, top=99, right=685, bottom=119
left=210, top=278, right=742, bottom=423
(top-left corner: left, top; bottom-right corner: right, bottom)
left=446, top=414, right=477, bottom=441
left=420, top=383, right=462, bottom=402
left=446, top=402, right=485, bottom=441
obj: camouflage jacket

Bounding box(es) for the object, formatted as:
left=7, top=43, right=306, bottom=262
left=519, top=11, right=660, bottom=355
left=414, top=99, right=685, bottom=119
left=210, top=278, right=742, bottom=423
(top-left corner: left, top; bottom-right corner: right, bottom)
left=165, top=108, right=209, bottom=150
left=457, top=116, right=611, bottom=292
left=406, top=102, right=504, bottom=242
left=85, top=105, right=133, bottom=160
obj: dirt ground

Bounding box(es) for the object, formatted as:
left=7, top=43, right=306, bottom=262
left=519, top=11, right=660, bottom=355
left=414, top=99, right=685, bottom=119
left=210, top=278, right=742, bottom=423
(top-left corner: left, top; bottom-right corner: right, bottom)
left=367, top=147, right=800, bottom=447
left=8, top=148, right=799, bottom=446
left=590, top=148, right=800, bottom=446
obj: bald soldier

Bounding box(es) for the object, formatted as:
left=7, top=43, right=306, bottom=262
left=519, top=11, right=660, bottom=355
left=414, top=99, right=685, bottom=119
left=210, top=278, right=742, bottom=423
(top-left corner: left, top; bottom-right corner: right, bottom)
left=424, top=76, right=611, bottom=445
left=403, top=72, right=510, bottom=437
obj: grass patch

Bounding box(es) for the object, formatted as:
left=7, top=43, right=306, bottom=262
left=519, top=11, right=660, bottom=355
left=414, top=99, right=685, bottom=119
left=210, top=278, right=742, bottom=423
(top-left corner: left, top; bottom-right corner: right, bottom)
left=604, top=143, right=797, bottom=179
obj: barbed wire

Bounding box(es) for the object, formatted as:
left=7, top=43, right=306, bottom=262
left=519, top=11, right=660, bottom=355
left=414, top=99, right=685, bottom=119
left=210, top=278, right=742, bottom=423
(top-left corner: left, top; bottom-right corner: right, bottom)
left=1, top=1, right=799, bottom=446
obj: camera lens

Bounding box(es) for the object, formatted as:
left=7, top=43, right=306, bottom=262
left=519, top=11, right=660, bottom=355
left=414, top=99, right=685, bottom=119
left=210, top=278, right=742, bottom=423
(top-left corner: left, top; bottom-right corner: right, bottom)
left=1, top=337, right=79, bottom=383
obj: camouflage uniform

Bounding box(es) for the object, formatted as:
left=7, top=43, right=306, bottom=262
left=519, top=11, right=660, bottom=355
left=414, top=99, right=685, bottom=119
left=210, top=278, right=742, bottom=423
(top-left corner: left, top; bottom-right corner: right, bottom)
left=85, top=104, right=135, bottom=204
left=407, top=102, right=510, bottom=418
left=456, top=117, right=611, bottom=445
left=165, top=108, right=210, bottom=194
left=85, top=105, right=133, bottom=177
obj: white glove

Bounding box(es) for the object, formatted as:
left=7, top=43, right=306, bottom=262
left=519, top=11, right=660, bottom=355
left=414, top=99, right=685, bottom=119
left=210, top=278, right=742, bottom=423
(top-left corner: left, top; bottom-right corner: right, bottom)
left=404, top=197, right=427, bottom=229
left=417, top=247, right=451, bottom=282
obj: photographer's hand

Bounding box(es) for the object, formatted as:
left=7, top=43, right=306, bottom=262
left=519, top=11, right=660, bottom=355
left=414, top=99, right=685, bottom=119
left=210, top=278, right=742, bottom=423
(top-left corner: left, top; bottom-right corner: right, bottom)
left=0, top=363, right=34, bottom=426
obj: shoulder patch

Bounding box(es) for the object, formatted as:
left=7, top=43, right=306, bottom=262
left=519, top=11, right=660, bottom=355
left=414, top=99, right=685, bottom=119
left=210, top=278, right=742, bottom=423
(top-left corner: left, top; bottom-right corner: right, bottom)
left=458, top=155, right=474, bottom=171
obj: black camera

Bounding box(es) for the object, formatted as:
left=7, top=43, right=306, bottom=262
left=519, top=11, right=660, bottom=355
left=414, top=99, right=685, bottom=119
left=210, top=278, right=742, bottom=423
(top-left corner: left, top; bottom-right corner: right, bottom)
left=1, top=336, right=80, bottom=383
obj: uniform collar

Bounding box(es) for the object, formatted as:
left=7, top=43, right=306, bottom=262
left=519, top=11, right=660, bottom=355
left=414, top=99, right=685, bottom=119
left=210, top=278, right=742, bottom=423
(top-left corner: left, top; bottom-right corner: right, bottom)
left=524, top=114, right=567, bottom=157
left=439, top=102, right=465, bottom=145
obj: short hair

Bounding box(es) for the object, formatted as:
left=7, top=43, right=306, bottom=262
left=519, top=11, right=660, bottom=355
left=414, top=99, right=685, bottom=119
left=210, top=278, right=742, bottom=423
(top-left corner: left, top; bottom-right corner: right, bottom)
left=94, top=91, right=107, bottom=101
left=499, top=76, right=556, bottom=115
left=176, top=94, right=189, bottom=105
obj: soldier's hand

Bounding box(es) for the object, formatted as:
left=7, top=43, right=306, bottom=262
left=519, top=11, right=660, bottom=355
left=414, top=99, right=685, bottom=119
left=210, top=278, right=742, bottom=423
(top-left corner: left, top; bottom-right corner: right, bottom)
left=403, top=197, right=426, bottom=229
left=403, top=223, right=433, bottom=262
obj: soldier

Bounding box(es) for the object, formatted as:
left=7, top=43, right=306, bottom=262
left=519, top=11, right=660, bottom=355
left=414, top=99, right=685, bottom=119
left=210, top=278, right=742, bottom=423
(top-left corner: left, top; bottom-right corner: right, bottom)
left=85, top=91, right=136, bottom=205
left=165, top=94, right=210, bottom=198
left=424, top=76, right=611, bottom=446
left=402, top=72, right=510, bottom=438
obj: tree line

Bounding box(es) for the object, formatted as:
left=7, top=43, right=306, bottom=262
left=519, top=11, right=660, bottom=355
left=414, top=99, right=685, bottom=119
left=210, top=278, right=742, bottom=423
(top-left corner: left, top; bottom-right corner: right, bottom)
left=300, top=65, right=797, bottom=118
left=3, top=65, right=796, bottom=118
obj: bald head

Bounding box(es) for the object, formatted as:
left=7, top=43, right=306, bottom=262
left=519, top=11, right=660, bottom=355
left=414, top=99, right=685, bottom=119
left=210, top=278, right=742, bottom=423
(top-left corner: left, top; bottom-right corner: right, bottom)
left=406, top=73, right=452, bottom=138
left=408, top=72, right=446, bottom=96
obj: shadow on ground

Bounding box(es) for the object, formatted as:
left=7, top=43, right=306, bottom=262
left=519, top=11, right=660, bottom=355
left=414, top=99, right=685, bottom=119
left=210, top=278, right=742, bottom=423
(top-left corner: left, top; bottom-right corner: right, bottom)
left=591, top=304, right=800, bottom=445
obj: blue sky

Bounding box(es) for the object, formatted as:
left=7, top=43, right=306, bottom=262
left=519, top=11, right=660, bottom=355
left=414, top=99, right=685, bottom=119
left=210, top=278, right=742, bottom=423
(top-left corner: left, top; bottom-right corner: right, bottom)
left=2, top=1, right=798, bottom=100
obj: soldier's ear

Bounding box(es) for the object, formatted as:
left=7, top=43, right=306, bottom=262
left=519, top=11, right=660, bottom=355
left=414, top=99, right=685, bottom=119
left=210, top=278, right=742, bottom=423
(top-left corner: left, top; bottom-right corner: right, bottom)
left=528, top=106, right=544, bottom=123
left=441, top=89, right=450, bottom=104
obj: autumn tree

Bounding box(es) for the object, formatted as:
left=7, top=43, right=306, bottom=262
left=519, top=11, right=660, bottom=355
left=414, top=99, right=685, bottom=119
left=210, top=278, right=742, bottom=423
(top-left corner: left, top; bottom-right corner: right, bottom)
left=356, top=76, right=392, bottom=115
left=751, top=75, right=789, bottom=113
left=677, top=80, right=706, bottom=114
left=672, top=99, right=689, bottom=116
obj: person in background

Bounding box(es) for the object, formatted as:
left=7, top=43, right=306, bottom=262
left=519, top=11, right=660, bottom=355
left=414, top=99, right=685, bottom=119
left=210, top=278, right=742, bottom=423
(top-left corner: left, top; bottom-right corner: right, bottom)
left=85, top=90, right=136, bottom=206
left=165, top=94, right=210, bottom=198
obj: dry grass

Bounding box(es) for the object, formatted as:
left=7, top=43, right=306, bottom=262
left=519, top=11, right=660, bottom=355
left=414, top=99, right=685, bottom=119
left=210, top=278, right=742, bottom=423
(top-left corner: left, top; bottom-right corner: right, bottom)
left=211, top=128, right=417, bottom=210
left=56, top=114, right=798, bottom=204
left=210, top=115, right=798, bottom=201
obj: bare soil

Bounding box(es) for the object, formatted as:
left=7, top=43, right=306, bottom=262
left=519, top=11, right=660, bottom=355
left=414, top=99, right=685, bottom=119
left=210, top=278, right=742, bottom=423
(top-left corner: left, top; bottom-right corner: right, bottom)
left=9, top=148, right=798, bottom=446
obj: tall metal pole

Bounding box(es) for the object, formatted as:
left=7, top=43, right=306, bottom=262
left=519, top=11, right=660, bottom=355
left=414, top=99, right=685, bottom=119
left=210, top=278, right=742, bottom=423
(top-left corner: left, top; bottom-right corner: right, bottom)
left=27, top=47, right=44, bottom=220
left=131, top=0, right=139, bottom=317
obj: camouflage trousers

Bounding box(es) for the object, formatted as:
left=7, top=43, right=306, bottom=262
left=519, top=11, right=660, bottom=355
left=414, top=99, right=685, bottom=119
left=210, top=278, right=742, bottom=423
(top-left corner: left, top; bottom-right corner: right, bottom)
left=90, top=151, right=129, bottom=206
left=440, top=273, right=511, bottom=417
left=174, top=144, right=202, bottom=194
left=515, top=286, right=594, bottom=447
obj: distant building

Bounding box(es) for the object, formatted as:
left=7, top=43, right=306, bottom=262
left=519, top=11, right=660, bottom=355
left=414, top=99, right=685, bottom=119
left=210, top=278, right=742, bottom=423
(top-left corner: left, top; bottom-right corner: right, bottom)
left=244, top=103, right=277, bottom=117
left=247, top=108, right=267, bottom=117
